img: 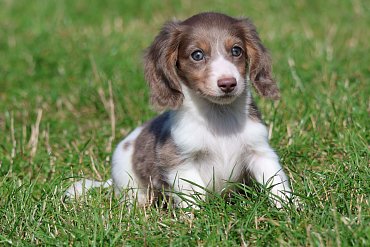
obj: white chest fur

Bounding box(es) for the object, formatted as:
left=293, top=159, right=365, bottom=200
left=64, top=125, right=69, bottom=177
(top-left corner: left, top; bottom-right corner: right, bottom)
left=170, top=91, right=270, bottom=191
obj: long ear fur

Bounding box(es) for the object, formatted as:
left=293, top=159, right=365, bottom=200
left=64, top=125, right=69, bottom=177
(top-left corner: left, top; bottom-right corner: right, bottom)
left=144, top=21, right=183, bottom=110
left=238, top=19, right=280, bottom=99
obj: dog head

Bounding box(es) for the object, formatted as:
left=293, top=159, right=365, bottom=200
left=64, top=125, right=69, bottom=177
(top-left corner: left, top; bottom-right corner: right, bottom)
left=145, top=12, right=280, bottom=110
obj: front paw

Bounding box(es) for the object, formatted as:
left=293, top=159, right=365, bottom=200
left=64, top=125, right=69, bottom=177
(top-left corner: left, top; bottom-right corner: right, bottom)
left=270, top=189, right=303, bottom=210
left=270, top=187, right=292, bottom=209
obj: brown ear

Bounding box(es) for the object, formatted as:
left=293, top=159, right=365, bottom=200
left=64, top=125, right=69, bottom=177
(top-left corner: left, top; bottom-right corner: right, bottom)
left=238, top=19, right=280, bottom=99
left=144, top=21, right=184, bottom=110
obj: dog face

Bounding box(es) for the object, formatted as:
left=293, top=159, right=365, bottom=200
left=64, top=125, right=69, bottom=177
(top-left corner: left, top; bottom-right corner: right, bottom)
left=176, top=17, right=247, bottom=105
left=145, top=12, right=280, bottom=110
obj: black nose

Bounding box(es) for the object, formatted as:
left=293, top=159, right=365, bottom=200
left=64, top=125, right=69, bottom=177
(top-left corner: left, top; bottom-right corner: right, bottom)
left=217, top=77, right=237, bottom=93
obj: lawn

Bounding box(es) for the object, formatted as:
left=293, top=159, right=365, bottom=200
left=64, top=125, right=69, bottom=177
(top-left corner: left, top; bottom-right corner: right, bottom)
left=0, top=0, right=369, bottom=245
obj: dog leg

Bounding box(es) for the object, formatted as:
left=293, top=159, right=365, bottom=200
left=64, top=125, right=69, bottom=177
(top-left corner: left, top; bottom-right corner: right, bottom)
left=248, top=154, right=291, bottom=208
left=167, top=165, right=206, bottom=208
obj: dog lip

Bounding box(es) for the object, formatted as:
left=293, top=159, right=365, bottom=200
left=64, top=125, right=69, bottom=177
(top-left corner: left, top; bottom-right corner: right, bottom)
left=203, top=93, right=238, bottom=104
left=219, top=93, right=235, bottom=98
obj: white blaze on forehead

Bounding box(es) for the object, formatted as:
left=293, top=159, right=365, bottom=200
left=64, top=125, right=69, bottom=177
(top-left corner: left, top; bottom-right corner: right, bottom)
left=211, top=37, right=243, bottom=81
left=210, top=55, right=242, bottom=82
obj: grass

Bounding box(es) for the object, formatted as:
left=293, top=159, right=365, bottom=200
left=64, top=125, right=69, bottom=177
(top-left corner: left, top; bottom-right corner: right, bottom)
left=0, top=0, right=369, bottom=245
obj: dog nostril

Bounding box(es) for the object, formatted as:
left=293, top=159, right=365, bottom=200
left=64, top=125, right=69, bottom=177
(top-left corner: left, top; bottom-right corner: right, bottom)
left=217, top=77, right=237, bottom=93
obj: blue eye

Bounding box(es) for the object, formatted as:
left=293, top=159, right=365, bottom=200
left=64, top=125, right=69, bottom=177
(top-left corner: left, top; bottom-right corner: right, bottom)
left=231, top=46, right=242, bottom=57
left=191, top=50, right=204, bottom=61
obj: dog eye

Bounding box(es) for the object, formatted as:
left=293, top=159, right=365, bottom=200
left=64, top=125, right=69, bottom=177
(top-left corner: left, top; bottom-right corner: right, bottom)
left=231, top=46, right=242, bottom=57
left=191, top=50, right=204, bottom=61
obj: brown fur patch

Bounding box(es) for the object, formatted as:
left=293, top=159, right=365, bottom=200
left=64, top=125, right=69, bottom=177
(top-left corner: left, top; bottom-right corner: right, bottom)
left=236, top=18, right=280, bottom=99
left=144, top=22, right=184, bottom=110
left=132, top=112, right=184, bottom=192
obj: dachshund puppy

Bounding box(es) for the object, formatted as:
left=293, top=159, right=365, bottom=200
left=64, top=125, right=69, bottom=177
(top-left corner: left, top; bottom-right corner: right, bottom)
left=68, top=12, right=292, bottom=208
left=112, top=12, right=291, bottom=208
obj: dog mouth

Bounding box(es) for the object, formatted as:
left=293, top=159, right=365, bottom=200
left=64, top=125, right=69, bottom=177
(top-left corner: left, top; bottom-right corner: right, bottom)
left=192, top=83, right=245, bottom=105
left=203, top=93, right=238, bottom=105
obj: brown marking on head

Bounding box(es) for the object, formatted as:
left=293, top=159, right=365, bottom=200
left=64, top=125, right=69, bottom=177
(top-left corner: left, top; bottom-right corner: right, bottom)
left=176, top=21, right=247, bottom=97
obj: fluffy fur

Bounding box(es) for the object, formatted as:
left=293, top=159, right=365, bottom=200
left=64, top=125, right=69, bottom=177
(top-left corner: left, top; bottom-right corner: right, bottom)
left=67, top=12, right=292, bottom=208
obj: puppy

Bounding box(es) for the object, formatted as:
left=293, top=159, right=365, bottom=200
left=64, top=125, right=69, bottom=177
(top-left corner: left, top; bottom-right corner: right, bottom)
left=67, top=12, right=292, bottom=208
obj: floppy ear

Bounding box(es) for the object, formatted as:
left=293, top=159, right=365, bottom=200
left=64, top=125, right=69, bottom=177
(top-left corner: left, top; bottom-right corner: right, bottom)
left=144, top=21, right=184, bottom=110
left=238, top=19, right=280, bottom=99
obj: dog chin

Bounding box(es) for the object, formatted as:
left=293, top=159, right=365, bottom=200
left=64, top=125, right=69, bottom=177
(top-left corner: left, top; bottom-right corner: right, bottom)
left=204, top=94, right=238, bottom=105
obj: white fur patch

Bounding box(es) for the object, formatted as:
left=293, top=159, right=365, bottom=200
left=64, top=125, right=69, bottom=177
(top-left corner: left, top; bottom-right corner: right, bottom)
left=111, top=126, right=143, bottom=194
left=170, top=90, right=292, bottom=206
